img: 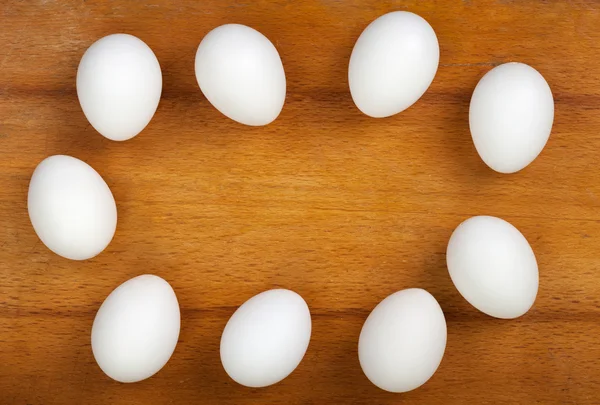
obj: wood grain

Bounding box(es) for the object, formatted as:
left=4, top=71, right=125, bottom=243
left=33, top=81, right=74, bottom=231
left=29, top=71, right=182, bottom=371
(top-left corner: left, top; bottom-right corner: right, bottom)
left=1, top=0, right=599, bottom=404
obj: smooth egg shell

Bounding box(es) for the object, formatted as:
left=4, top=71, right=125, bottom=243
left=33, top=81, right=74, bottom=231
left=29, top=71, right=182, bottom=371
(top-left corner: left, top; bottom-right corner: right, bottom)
left=27, top=155, right=117, bottom=260
left=220, top=289, right=311, bottom=387
left=91, top=275, right=180, bottom=383
left=359, top=288, right=447, bottom=393
left=195, top=24, right=286, bottom=126
left=446, top=216, right=539, bottom=319
left=469, top=62, right=554, bottom=173
left=348, top=11, right=439, bottom=118
left=77, top=34, right=162, bottom=141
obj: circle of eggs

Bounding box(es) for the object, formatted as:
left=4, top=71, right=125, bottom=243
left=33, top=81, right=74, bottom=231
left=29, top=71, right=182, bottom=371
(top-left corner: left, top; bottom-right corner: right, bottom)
left=348, top=11, right=440, bottom=118
left=446, top=216, right=539, bottom=319
left=220, top=289, right=311, bottom=387
left=359, top=288, right=447, bottom=393
left=92, top=275, right=181, bottom=383
left=32, top=10, right=549, bottom=392
left=195, top=24, right=286, bottom=126
left=27, top=155, right=117, bottom=261
left=469, top=62, right=554, bottom=173
left=77, top=33, right=162, bottom=141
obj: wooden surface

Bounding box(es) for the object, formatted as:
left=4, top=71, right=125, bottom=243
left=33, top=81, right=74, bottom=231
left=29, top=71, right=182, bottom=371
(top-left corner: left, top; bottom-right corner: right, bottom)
left=1, top=0, right=600, bottom=404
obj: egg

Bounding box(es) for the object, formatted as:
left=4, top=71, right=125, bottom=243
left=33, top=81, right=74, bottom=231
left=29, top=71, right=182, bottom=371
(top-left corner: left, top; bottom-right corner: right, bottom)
left=27, top=155, right=117, bottom=260
left=348, top=11, right=439, bottom=118
left=77, top=34, right=162, bottom=141
left=220, top=289, right=311, bottom=387
left=91, top=275, right=180, bottom=383
left=359, top=288, right=447, bottom=393
left=195, top=24, right=286, bottom=126
left=446, top=216, right=539, bottom=319
left=469, top=62, right=554, bottom=173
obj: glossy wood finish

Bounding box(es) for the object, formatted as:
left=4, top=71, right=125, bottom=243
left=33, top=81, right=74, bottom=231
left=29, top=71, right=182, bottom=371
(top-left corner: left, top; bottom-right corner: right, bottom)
left=1, top=1, right=599, bottom=404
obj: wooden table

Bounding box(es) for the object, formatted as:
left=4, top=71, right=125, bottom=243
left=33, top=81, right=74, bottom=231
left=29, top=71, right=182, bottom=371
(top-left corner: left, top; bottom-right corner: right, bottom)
left=1, top=1, right=599, bottom=404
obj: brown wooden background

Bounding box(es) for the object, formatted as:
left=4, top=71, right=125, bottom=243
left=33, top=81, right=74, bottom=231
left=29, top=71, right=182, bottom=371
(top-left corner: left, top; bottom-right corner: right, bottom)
left=1, top=0, right=599, bottom=404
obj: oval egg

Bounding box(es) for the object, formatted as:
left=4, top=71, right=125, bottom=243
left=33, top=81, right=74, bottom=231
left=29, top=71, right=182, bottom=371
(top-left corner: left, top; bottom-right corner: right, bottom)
left=27, top=155, right=117, bottom=260
left=359, top=288, right=447, bottom=393
left=195, top=24, right=286, bottom=126
left=469, top=62, right=554, bottom=173
left=91, top=275, right=181, bottom=383
left=77, top=34, right=162, bottom=141
left=348, top=11, right=439, bottom=118
left=220, top=289, right=311, bottom=387
left=446, top=216, right=539, bottom=319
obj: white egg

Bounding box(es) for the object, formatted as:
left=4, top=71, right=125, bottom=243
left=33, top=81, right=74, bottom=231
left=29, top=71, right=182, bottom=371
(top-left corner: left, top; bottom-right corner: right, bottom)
left=220, top=289, right=311, bottom=387
left=195, top=24, right=286, bottom=126
left=348, top=11, right=439, bottom=118
left=77, top=34, right=162, bottom=141
left=446, top=216, right=539, bottom=319
left=469, top=62, right=554, bottom=173
left=27, top=155, right=117, bottom=260
left=92, top=275, right=180, bottom=383
left=359, top=288, right=447, bottom=393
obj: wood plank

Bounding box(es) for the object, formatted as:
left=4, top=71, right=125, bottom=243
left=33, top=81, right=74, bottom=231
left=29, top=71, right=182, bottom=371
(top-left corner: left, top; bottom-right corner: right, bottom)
left=1, top=1, right=599, bottom=403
